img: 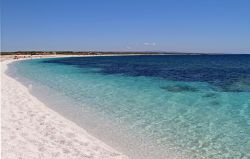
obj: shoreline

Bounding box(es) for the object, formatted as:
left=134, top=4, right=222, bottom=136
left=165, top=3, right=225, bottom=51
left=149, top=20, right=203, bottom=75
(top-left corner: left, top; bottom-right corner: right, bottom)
left=1, top=58, right=129, bottom=159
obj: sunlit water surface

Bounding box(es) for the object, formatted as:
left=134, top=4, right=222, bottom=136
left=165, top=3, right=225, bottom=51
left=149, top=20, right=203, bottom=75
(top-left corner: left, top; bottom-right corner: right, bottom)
left=8, top=55, right=250, bottom=159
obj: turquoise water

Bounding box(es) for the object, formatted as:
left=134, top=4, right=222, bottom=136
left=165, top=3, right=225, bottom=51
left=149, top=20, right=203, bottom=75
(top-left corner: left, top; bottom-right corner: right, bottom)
left=8, top=55, right=250, bottom=159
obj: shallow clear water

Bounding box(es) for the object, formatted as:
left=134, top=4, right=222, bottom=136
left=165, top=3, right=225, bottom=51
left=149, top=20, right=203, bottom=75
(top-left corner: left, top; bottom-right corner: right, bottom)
left=8, top=55, right=250, bottom=159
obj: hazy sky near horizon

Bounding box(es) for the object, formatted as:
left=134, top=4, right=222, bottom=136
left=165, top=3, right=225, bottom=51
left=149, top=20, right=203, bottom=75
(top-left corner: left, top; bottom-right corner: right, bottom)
left=2, top=0, right=250, bottom=53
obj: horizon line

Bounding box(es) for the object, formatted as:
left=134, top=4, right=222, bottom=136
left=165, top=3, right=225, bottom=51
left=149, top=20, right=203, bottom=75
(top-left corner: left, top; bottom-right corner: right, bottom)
left=1, top=50, right=250, bottom=55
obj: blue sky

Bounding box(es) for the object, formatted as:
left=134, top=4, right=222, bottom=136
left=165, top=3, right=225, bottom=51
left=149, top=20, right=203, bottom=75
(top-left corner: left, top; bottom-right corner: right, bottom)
left=2, top=0, right=250, bottom=53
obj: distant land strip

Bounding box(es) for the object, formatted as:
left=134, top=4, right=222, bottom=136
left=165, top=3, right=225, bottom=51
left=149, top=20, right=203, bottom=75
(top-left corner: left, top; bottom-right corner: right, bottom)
left=1, top=51, right=249, bottom=56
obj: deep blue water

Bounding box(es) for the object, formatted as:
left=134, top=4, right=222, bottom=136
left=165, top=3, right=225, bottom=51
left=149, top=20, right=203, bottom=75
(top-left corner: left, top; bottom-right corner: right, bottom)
left=9, top=55, right=250, bottom=159
left=44, top=55, right=250, bottom=92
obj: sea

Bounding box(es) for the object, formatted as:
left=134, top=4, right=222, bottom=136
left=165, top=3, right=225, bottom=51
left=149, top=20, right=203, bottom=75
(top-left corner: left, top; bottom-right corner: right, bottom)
left=7, top=55, right=250, bottom=159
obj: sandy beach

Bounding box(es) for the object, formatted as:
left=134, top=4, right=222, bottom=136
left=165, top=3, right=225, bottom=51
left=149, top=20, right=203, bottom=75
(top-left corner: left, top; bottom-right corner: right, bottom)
left=1, top=58, right=128, bottom=159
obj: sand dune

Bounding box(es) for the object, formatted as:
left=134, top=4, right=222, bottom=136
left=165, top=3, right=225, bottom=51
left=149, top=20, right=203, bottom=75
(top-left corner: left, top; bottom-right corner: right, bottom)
left=1, top=60, right=128, bottom=159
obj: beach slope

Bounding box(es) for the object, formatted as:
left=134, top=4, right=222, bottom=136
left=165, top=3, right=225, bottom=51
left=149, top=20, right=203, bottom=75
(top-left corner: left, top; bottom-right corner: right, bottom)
left=1, top=60, right=128, bottom=159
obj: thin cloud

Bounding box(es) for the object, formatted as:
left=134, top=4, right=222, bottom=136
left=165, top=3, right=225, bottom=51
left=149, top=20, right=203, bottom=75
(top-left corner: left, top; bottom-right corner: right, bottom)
left=143, top=42, right=156, bottom=46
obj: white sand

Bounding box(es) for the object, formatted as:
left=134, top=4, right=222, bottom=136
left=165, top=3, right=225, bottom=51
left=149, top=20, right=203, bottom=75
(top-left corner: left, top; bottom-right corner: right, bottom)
left=1, top=59, right=129, bottom=159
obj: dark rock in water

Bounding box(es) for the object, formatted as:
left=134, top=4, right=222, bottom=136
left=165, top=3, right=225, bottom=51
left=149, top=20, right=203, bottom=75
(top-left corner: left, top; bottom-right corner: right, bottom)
left=222, top=81, right=250, bottom=92
left=161, top=85, right=198, bottom=92
left=210, top=101, right=220, bottom=106
left=203, top=93, right=217, bottom=98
